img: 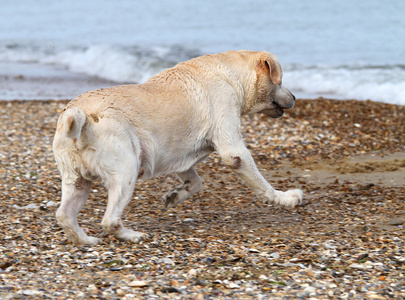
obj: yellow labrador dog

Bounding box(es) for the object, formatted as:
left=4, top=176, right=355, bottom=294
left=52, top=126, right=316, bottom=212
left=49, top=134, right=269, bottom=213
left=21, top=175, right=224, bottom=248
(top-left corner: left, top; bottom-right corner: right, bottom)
left=53, top=50, right=303, bottom=245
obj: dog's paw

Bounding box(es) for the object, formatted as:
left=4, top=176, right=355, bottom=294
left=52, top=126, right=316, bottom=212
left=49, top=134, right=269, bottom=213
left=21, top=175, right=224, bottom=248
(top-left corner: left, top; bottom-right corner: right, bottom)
left=74, top=236, right=102, bottom=246
left=276, top=189, right=303, bottom=207
left=115, top=229, right=147, bottom=243
left=87, top=237, right=103, bottom=245
left=163, top=188, right=188, bottom=208
left=129, top=232, right=147, bottom=243
left=264, top=189, right=303, bottom=208
left=163, top=191, right=179, bottom=208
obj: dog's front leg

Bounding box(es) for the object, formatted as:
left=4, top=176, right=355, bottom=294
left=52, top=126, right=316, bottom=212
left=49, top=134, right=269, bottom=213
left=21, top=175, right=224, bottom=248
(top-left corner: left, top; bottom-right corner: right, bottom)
left=163, top=168, right=203, bottom=208
left=217, top=142, right=302, bottom=207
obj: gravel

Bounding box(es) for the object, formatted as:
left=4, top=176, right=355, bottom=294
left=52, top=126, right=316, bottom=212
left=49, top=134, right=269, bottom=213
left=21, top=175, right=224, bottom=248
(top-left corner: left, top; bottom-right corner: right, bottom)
left=0, top=98, right=404, bottom=299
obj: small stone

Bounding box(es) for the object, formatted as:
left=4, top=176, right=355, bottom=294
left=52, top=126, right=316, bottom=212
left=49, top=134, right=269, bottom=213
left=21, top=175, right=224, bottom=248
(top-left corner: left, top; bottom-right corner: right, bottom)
left=228, top=282, right=240, bottom=289
left=30, top=246, right=39, bottom=254
left=189, top=269, right=197, bottom=276
left=183, top=218, right=195, bottom=222
left=0, top=261, right=12, bottom=269
left=203, top=257, right=215, bottom=264
left=23, top=290, right=43, bottom=296
left=87, top=284, right=98, bottom=292
left=159, top=257, right=175, bottom=265
left=387, top=218, right=405, bottom=225
left=350, top=263, right=373, bottom=270
left=46, top=201, right=57, bottom=207
left=170, top=280, right=179, bottom=286
left=161, top=287, right=179, bottom=293
left=12, top=204, right=39, bottom=210
left=192, top=293, right=204, bottom=300
left=128, top=280, right=148, bottom=287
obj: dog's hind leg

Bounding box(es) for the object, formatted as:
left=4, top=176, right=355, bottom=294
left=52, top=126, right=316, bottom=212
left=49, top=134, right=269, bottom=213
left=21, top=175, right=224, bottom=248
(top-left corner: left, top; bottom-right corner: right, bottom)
left=101, top=160, right=146, bottom=243
left=163, top=167, right=203, bottom=208
left=56, top=177, right=102, bottom=245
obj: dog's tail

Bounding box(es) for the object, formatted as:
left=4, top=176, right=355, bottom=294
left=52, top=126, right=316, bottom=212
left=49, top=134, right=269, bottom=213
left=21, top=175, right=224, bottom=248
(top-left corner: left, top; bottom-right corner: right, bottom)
left=53, top=107, right=88, bottom=184
left=61, top=107, right=86, bottom=139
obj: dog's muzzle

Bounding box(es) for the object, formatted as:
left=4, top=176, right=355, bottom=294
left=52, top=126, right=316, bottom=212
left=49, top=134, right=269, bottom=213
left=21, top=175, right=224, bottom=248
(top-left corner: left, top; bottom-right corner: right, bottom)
left=263, top=92, right=296, bottom=119
left=262, top=104, right=285, bottom=118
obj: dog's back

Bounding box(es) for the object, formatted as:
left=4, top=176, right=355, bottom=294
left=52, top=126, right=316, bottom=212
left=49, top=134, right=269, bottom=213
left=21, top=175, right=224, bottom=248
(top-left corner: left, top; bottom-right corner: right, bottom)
left=53, top=77, right=213, bottom=184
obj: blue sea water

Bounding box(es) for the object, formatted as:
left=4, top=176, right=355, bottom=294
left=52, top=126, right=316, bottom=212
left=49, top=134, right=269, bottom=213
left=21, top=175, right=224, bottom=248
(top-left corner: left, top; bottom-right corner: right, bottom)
left=0, top=0, right=404, bottom=104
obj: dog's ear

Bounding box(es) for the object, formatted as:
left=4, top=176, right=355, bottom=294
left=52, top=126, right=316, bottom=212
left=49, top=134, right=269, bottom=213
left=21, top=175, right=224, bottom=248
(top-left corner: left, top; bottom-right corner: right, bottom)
left=256, top=53, right=282, bottom=85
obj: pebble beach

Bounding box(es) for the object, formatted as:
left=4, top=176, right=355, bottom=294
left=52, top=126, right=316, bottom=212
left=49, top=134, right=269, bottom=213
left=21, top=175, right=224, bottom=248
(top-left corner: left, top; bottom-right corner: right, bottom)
left=0, top=98, right=404, bottom=299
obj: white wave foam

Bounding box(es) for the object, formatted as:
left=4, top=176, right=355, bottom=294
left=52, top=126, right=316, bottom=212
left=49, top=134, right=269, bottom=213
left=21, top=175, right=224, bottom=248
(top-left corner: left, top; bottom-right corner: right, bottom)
left=43, top=45, right=145, bottom=82
left=284, top=65, right=405, bottom=105
left=0, top=43, right=200, bottom=83
left=42, top=45, right=201, bottom=83
left=1, top=43, right=404, bottom=105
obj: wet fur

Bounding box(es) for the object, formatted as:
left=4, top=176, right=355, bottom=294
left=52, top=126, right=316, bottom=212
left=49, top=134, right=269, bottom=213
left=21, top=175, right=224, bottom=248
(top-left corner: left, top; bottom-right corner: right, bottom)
left=53, top=50, right=303, bottom=245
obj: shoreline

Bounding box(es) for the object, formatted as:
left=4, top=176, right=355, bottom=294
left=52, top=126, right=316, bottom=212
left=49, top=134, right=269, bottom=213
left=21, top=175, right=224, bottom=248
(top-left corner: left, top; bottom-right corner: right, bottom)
left=1, top=96, right=405, bottom=107
left=0, top=98, right=404, bottom=298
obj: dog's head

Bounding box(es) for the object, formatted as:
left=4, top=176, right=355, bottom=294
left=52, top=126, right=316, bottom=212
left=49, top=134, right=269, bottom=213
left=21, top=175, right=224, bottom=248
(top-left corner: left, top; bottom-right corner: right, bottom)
left=251, top=52, right=295, bottom=118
